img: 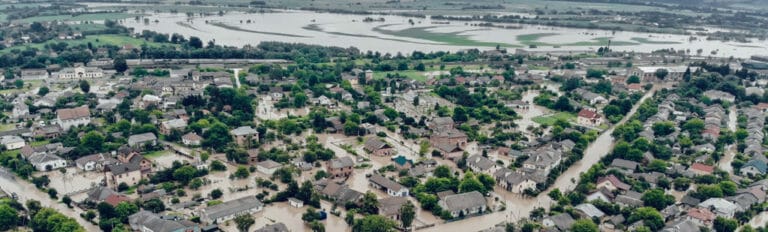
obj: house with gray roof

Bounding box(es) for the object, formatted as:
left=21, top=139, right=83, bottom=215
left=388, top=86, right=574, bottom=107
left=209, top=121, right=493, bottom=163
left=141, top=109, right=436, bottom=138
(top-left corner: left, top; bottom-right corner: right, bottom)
left=575, top=203, right=605, bottom=218
left=369, top=174, right=409, bottom=197
left=128, top=132, right=157, bottom=148
left=698, top=198, right=743, bottom=218
left=201, top=196, right=263, bottom=224
left=609, top=158, right=639, bottom=173
left=128, top=211, right=200, bottom=232
left=467, top=155, right=497, bottom=175
left=364, top=138, right=394, bottom=156
left=327, top=156, right=354, bottom=178
left=255, top=223, right=288, bottom=232
left=230, top=126, right=259, bottom=146
left=661, top=219, right=701, bottom=232
left=542, top=213, right=575, bottom=231
left=437, top=191, right=487, bottom=218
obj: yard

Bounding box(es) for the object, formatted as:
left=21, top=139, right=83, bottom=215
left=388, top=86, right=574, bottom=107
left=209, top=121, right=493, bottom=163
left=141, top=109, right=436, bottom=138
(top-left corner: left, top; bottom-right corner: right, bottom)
left=532, top=112, right=576, bottom=126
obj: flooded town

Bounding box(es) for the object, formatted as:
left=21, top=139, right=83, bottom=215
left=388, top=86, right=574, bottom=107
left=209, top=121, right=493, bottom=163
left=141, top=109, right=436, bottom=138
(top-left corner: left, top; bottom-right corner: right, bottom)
left=1, top=1, right=768, bottom=232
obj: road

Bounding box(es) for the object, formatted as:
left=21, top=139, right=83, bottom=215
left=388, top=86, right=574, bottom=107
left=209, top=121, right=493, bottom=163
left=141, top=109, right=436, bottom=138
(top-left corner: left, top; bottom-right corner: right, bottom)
left=420, top=87, right=657, bottom=232
left=718, top=105, right=738, bottom=173
left=0, top=168, right=99, bottom=231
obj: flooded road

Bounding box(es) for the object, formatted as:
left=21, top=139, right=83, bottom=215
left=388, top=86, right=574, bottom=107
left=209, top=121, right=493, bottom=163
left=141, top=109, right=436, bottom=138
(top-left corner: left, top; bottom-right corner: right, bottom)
left=420, top=87, right=657, bottom=232
left=0, top=168, right=100, bottom=231
left=718, top=106, right=738, bottom=174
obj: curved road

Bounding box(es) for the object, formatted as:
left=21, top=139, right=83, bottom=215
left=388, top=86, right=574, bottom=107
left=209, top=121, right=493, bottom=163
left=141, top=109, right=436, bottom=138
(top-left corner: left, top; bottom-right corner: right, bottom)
left=0, top=168, right=99, bottom=231
left=421, top=88, right=657, bottom=232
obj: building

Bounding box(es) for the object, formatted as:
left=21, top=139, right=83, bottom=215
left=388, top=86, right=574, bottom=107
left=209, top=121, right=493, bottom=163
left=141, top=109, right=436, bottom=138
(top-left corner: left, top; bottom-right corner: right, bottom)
left=688, top=163, right=715, bottom=176
left=128, top=211, right=200, bottom=232
left=57, top=66, right=104, bottom=79
left=20, top=69, right=49, bottom=80
left=369, top=174, right=409, bottom=197
left=256, top=160, right=282, bottom=175
left=182, top=132, right=203, bottom=146
left=630, top=66, right=689, bottom=81
left=327, top=156, right=354, bottom=178
left=12, top=103, right=29, bottom=119
left=160, top=118, right=187, bottom=135
left=698, top=198, right=743, bottom=218
left=0, top=135, right=25, bottom=150
left=542, top=213, right=575, bottom=231
left=364, top=138, right=394, bottom=156
left=28, top=153, right=67, bottom=171
left=493, top=169, right=542, bottom=194
left=596, top=175, right=630, bottom=191
left=467, top=155, right=497, bottom=175
left=379, top=197, right=408, bottom=224
left=230, top=126, right=259, bottom=146
left=255, top=223, right=288, bottom=232
left=128, top=133, right=158, bottom=148
left=75, top=153, right=118, bottom=171
left=686, top=208, right=715, bottom=226
left=703, top=90, right=736, bottom=102
left=288, top=198, right=304, bottom=208
left=577, top=108, right=603, bottom=127
left=56, top=106, right=91, bottom=130
left=201, top=196, right=263, bottom=224
left=105, top=161, right=142, bottom=188
left=437, top=191, right=487, bottom=218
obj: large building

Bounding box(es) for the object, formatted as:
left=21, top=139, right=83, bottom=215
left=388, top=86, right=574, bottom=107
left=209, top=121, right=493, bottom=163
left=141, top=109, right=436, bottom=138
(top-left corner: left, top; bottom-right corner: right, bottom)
left=629, top=66, right=689, bottom=82
left=57, top=66, right=104, bottom=80
left=201, top=196, right=263, bottom=224
left=56, top=106, right=91, bottom=130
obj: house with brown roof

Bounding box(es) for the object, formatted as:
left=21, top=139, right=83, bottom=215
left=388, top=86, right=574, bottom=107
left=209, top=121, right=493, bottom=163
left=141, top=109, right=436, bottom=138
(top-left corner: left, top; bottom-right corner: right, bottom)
left=686, top=208, right=715, bottom=226
left=364, top=138, right=394, bottom=156
left=596, top=174, right=630, bottom=191
left=688, top=163, right=715, bottom=176
left=56, top=106, right=90, bottom=130
left=181, top=132, right=202, bottom=146
left=379, top=197, right=408, bottom=224
left=327, top=157, right=354, bottom=178
left=577, top=108, right=602, bottom=127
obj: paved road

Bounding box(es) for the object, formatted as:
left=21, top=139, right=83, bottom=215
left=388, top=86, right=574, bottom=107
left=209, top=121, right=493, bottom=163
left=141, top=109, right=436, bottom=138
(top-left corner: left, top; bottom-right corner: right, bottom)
left=420, top=88, right=658, bottom=232
left=0, top=168, right=99, bottom=231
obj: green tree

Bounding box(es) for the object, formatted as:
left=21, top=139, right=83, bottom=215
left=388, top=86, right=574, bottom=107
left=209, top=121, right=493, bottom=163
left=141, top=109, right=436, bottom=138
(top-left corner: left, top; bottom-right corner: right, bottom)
left=309, top=220, right=325, bottom=232
left=697, top=184, right=724, bottom=198
left=477, top=173, right=496, bottom=191
left=234, top=166, right=250, bottom=179
left=628, top=207, right=664, bottom=231
left=399, top=200, right=415, bottom=228
left=14, top=79, right=23, bottom=89
left=654, top=68, right=669, bottom=80
left=31, top=208, right=85, bottom=232
left=210, top=188, right=223, bottom=199
left=115, top=202, right=139, bottom=223
left=651, top=121, right=676, bottom=136
left=641, top=189, right=675, bottom=210
left=459, top=172, right=485, bottom=194
left=234, top=214, right=255, bottom=232
left=626, top=75, right=641, bottom=84
left=571, top=219, right=598, bottom=232
left=353, top=215, right=397, bottom=232
left=81, top=131, right=105, bottom=152
left=0, top=203, right=19, bottom=231
left=683, top=118, right=705, bottom=134
left=713, top=217, right=738, bottom=232
left=114, top=58, right=128, bottom=73
left=203, top=122, right=233, bottom=151
left=553, top=96, right=573, bottom=111
left=172, top=166, right=197, bottom=185
left=360, top=191, right=379, bottom=215
left=79, top=80, right=90, bottom=93
left=719, top=181, right=737, bottom=196
left=38, top=86, right=49, bottom=96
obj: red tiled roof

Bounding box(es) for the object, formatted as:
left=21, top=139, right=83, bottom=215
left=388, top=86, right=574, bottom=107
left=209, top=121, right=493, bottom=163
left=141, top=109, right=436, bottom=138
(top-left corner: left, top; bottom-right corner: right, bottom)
left=690, top=163, right=714, bottom=174
left=597, top=174, right=630, bottom=191
left=104, top=194, right=131, bottom=207
left=56, top=106, right=90, bottom=120
left=578, top=109, right=600, bottom=119
left=687, top=208, right=715, bottom=222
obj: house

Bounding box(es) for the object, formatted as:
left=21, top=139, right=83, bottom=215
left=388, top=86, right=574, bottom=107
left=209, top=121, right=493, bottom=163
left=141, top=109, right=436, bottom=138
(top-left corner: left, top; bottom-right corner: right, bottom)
left=630, top=66, right=689, bottom=81
left=574, top=88, right=607, bottom=105
left=430, top=129, right=468, bottom=148
left=596, top=175, right=630, bottom=191
left=542, top=213, right=575, bottom=231
left=86, top=186, right=131, bottom=207
left=28, top=153, right=68, bottom=171
left=615, top=191, right=643, bottom=207
left=703, top=90, right=736, bottom=102
left=661, top=219, right=701, bottom=232
left=327, top=157, right=354, bottom=178
left=369, top=174, right=409, bottom=197
left=56, top=106, right=91, bottom=130
left=0, top=136, right=25, bottom=150
left=201, top=196, right=263, bottom=224
left=586, top=188, right=615, bottom=202
left=575, top=203, right=605, bottom=218
left=256, top=160, right=282, bottom=175
left=20, top=69, right=49, bottom=80
left=230, top=126, right=259, bottom=146
left=437, top=191, right=487, bottom=218
left=428, top=117, right=455, bottom=131
left=33, top=125, right=62, bottom=139
left=182, top=132, right=203, bottom=146
left=686, top=208, right=715, bottom=226
left=433, top=141, right=465, bottom=161
left=128, top=211, right=200, bottom=232
left=106, top=161, right=142, bottom=188
left=128, top=133, right=158, bottom=148
left=317, top=181, right=363, bottom=204
left=379, top=197, right=408, bottom=224
left=57, top=66, right=104, bottom=79
left=467, top=155, right=497, bottom=175
left=160, top=118, right=187, bottom=135
left=288, top=197, right=304, bottom=208
left=741, top=158, right=767, bottom=176
left=609, top=158, right=639, bottom=173
left=12, top=103, right=29, bottom=119
left=577, top=108, right=603, bottom=127
left=364, top=138, right=394, bottom=156
left=493, top=169, right=541, bottom=194
left=698, top=198, right=743, bottom=218
left=522, top=147, right=562, bottom=173
left=391, top=155, right=413, bottom=170
left=75, top=153, right=118, bottom=171
left=255, top=223, right=288, bottom=232
left=688, top=163, right=715, bottom=176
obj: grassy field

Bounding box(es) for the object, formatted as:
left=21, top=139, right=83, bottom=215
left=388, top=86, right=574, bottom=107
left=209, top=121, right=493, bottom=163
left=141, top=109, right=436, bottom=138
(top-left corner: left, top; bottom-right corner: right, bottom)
left=372, top=71, right=427, bottom=82
left=0, top=35, right=169, bottom=55
left=18, top=13, right=143, bottom=23
left=373, top=25, right=519, bottom=48
left=0, top=123, right=15, bottom=131
left=516, top=33, right=638, bottom=47
left=210, top=22, right=309, bottom=38
left=532, top=112, right=576, bottom=126
left=303, top=24, right=428, bottom=44
left=69, top=23, right=110, bottom=32
left=144, top=150, right=171, bottom=159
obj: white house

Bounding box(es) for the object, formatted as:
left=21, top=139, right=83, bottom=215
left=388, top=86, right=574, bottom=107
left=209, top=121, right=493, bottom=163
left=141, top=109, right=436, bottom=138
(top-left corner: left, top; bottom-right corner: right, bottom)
left=370, top=174, right=410, bottom=197
left=57, top=66, right=104, bottom=80
left=0, top=136, right=25, bottom=150
left=28, top=153, right=68, bottom=171
left=56, top=106, right=91, bottom=130
left=288, top=197, right=304, bottom=208
left=256, top=160, right=282, bottom=175
left=12, top=103, right=29, bottom=119
left=202, top=196, right=263, bottom=224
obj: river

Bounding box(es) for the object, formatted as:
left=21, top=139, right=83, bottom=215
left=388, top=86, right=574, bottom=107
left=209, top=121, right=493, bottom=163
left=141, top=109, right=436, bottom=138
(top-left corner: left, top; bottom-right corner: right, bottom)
left=102, top=8, right=768, bottom=58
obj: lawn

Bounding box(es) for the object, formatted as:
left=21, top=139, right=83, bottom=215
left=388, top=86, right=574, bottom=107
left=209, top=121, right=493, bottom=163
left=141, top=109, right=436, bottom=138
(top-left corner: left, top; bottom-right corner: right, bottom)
left=69, top=23, right=110, bottom=32
left=0, top=123, right=15, bottom=131
left=372, top=71, right=427, bottom=82
left=532, top=112, right=576, bottom=126
left=144, top=150, right=171, bottom=159
left=373, top=25, right=519, bottom=48
left=18, top=13, right=144, bottom=23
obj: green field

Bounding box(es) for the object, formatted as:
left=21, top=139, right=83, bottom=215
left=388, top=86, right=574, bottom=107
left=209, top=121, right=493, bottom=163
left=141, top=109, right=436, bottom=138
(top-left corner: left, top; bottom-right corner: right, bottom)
left=303, top=24, right=429, bottom=44
left=18, top=13, right=144, bottom=23
left=630, top=37, right=681, bottom=44
left=532, top=112, right=576, bottom=126
left=144, top=150, right=171, bottom=159
left=0, top=35, right=169, bottom=55
left=516, top=33, right=639, bottom=47
left=372, top=71, right=427, bottom=82
left=210, top=22, right=309, bottom=38
left=373, top=25, right=519, bottom=48
left=68, top=23, right=110, bottom=32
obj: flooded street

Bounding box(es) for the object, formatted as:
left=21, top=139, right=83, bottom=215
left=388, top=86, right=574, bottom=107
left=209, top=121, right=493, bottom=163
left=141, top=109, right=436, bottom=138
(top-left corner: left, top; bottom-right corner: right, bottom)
left=718, top=106, right=738, bottom=173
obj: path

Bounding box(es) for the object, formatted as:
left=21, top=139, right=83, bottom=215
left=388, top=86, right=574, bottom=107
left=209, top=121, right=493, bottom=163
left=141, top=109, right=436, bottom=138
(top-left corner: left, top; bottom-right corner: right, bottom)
left=421, top=87, right=657, bottom=232
left=718, top=105, right=738, bottom=173
left=0, top=168, right=100, bottom=231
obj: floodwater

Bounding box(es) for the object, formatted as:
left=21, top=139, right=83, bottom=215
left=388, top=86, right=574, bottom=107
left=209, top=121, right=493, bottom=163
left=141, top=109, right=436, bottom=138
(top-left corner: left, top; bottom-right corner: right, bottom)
left=111, top=9, right=768, bottom=58
left=718, top=105, right=738, bottom=173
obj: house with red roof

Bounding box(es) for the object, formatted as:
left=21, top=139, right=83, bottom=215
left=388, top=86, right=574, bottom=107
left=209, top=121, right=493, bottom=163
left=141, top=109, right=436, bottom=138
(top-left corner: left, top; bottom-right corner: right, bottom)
left=688, top=163, right=715, bottom=176
left=686, top=208, right=715, bottom=226
left=577, top=108, right=603, bottom=127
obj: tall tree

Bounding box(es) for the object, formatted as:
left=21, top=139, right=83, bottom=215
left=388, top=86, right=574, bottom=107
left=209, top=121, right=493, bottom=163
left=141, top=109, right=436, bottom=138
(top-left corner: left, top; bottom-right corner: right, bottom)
left=353, top=215, right=397, bottom=232
left=399, top=201, right=415, bottom=228
left=571, top=219, right=598, bottom=232
left=234, top=214, right=255, bottom=232
left=79, top=80, right=90, bottom=93
left=0, top=204, right=18, bottom=231
left=114, top=58, right=128, bottom=73
left=360, top=191, right=380, bottom=215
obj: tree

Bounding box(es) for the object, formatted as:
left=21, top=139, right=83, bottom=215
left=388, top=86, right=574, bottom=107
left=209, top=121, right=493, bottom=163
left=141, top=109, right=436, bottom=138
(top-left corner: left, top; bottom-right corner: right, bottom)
left=203, top=122, right=233, bottom=151
left=353, top=215, right=397, bottom=232
left=210, top=188, right=223, bottom=199
left=651, top=121, right=675, bottom=136
left=434, top=165, right=452, bottom=178
left=172, top=166, right=197, bottom=185
left=13, top=79, right=23, bottom=89
left=309, top=220, right=325, bottom=232
left=114, top=58, right=128, bottom=73
left=0, top=204, right=18, bottom=231
left=234, top=166, right=250, bottom=179
left=571, top=219, right=598, bottom=232
left=713, top=217, right=738, bottom=232
left=477, top=173, right=496, bottom=191
left=682, top=118, right=705, bottom=135
left=142, top=198, right=165, bottom=213
left=81, top=131, right=105, bottom=153
left=627, top=207, right=664, bottom=231
left=79, top=80, right=90, bottom=93
left=62, top=195, right=72, bottom=207
left=719, top=181, right=737, bottom=196
left=302, top=208, right=323, bottom=222
left=697, top=184, right=724, bottom=198
left=626, top=75, right=640, bottom=84
left=210, top=160, right=227, bottom=171
left=361, top=191, right=379, bottom=215
left=115, top=202, right=139, bottom=223
left=31, top=208, right=85, bottom=232
left=189, top=36, right=203, bottom=49
left=38, top=86, right=49, bottom=96
left=459, top=172, right=485, bottom=194
left=234, top=214, right=255, bottom=232
left=654, top=68, right=669, bottom=80
left=399, top=201, right=415, bottom=228
left=553, top=96, right=573, bottom=111
left=641, top=189, right=675, bottom=210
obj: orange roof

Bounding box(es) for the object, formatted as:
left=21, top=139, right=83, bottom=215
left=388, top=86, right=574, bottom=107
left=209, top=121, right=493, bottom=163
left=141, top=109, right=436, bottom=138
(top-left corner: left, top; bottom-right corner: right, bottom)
left=687, top=208, right=715, bottom=222
left=578, top=109, right=600, bottom=119
left=690, top=163, right=714, bottom=174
